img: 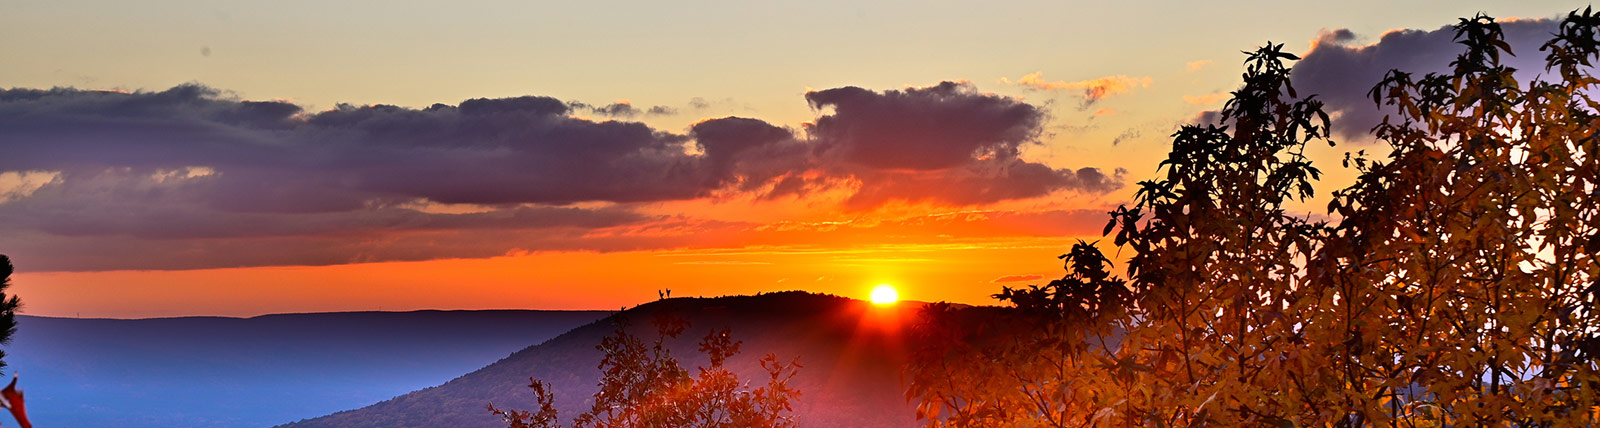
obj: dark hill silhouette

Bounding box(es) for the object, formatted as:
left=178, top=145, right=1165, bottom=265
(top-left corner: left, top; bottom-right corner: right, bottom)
left=279, top=292, right=924, bottom=428
left=9, top=310, right=608, bottom=428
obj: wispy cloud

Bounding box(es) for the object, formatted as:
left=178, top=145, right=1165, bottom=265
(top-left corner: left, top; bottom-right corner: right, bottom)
left=1111, top=128, right=1141, bottom=146
left=991, top=274, right=1043, bottom=283
left=1182, top=92, right=1229, bottom=106
left=1002, top=72, right=1152, bottom=108
left=566, top=99, right=680, bottom=118
left=0, top=170, right=61, bottom=203
left=1185, top=59, right=1213, bottom=73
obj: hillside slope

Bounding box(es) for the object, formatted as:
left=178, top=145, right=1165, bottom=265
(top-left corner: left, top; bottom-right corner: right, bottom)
left=281, top=292, right=923, bottom=428
left=10, top=310, right=609, bottom=428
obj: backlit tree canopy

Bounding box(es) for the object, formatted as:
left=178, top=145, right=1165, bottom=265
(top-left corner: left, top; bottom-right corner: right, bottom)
left=909, top=10, right=1600, bottom=427
left=490, top=314, right=800, bottom=428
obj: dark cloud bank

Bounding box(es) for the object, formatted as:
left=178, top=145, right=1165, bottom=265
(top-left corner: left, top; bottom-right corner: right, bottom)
left=1290, top=17, right=1559, bottom=141
left=0, top=82, right=1120, bottom=270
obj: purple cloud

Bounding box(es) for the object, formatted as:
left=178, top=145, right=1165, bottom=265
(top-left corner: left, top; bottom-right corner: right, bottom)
left=0, top=82, right=1118, bottom=271
left=805, top=81, right=1045, bottom=170
left=1293, top=18, right=1557, bottom=141
left=802, top=82, right=1122, bottom=208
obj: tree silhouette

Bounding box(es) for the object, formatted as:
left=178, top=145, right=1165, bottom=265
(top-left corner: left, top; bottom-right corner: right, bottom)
left=909, top=10, right=1600, bottom=427
left=489, top=314, right=801, bottom=428
left=0, top=256, right=22, bottom=371
left=910, top=40, right=1331, bottom=427
left=0, top=255, right=29, bottom=428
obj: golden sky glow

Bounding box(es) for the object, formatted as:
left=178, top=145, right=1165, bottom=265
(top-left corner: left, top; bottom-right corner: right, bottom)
left=16, top=239, right=1073, bottom=318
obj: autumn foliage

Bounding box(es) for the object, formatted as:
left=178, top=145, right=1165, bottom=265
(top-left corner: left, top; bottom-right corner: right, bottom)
left=489, top=313, right=801, bottom=428
left=909, top=11, right=1600, bottom=427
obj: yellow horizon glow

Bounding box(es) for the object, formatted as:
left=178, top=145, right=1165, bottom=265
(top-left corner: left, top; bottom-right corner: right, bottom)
left=7, top=240, right=1094, bottom=318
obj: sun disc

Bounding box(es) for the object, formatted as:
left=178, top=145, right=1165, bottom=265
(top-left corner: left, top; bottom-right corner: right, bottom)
left=870, top=284, right=899, bottom=305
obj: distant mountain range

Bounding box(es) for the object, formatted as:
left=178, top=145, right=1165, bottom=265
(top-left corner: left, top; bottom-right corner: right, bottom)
left=280, top=292, right=926, bottom=428
left=9, top=310, right=609, bottom=428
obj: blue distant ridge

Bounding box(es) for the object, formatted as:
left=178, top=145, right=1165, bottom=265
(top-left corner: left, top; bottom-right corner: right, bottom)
left=8, top=310, right=608, bottom=428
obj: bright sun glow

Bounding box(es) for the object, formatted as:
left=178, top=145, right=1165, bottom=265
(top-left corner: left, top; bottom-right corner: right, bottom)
left=869, top=284, right=899, bottom=305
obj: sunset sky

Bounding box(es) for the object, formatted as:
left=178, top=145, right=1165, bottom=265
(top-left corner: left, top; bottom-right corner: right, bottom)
left=0, top=1, right=1581, bottom=317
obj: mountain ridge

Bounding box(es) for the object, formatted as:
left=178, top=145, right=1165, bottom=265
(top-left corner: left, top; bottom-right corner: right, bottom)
left=280, top=291, right=925, bottom=428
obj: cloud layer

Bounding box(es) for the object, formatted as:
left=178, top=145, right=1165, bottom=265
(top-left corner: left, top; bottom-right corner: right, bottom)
left=803, top=82, right=1123, bottom=208
left=0, top=83, right=1119, bottom=270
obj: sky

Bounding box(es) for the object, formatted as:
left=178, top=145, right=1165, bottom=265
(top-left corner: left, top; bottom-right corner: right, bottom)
left=0, top=0, right=1584, bottom=317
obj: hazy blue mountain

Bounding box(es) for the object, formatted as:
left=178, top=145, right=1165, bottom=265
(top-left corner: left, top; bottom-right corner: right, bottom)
left=280, top=292, right=924, bottom=428
left=8, top=310, right=608, bottom=428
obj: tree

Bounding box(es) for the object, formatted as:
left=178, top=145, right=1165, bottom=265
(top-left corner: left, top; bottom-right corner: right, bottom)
left=908, top=10, right=1600, bottom=427
left=910, top=38, right=1333, bottom=426
left=489, top=314, right=801, bottom=428
left=905, top=241, right=1133, bottom=427
left=0, top=256, right=22, bottom=371
left=0, top=255, right=30, bottom=428
left=1318, top=11, right=1600, bottom=425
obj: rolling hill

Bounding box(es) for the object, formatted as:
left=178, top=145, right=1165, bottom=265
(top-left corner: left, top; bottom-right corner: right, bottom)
left=280, top=292, right=926, bottom=428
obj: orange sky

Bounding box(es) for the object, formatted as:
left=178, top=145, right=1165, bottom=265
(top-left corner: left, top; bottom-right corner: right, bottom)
left=15, top=236, right=1097, bottom=318
left=0, top=2, right=1581, bottom=318
left=10, top=165, right=1156, bottom=317
left=12, top=184, right=1123, bottom=318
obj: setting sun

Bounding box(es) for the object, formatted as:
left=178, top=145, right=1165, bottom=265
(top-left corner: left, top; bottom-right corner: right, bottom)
left=869, top=284, right=899, bottom=305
